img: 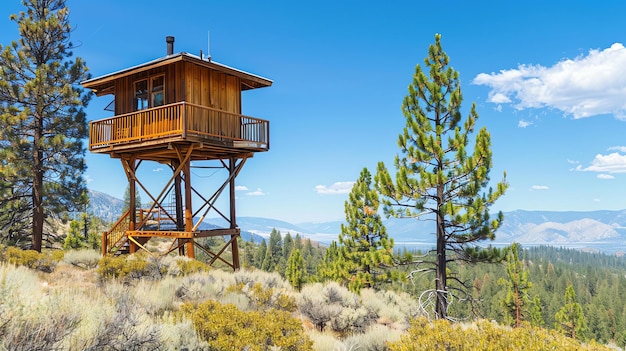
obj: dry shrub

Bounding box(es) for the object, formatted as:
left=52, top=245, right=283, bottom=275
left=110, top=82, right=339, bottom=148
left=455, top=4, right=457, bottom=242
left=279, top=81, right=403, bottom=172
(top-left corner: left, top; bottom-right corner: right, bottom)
left=0, top=265, right=83, bottom=350
left=298, top=282, right=375, bottom=334
left=63, top=249, right=101, bottom=269
left=360, top=288, right=419, bottom=329
left=342, top=324, right=402, bottom=351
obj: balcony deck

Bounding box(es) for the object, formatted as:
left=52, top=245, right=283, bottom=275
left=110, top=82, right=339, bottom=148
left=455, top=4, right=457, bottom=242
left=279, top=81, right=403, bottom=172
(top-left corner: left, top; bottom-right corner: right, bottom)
left=89, top=102, right=269, bottom=160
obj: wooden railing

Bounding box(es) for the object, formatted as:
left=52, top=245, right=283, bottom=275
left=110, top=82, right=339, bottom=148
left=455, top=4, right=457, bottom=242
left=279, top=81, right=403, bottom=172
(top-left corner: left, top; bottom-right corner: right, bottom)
left=89, top=102, right=269, bottom=151
left=102, top=208, right=131, bottom=255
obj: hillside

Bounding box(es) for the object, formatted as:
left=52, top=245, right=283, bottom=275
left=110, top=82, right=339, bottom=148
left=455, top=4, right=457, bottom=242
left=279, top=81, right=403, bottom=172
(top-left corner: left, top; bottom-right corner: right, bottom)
left=0, top=248, right=618, bottom=351
left=87, top=189, right=124, bottom=223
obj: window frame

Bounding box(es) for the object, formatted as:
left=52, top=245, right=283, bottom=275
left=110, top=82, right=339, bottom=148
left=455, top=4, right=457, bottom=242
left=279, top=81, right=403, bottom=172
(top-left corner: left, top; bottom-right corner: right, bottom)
left=133, top=74, right=165, bottom=111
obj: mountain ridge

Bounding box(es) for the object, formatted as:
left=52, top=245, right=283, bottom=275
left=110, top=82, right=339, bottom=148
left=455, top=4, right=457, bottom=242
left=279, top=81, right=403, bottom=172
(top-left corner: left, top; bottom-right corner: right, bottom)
left=88, top=190, right=626, bottom=254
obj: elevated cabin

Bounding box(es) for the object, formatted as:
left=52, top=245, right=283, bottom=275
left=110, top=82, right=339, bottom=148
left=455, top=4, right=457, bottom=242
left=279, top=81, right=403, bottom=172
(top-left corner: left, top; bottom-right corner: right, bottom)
left=83, top=37, right=272, bottom=161
left=83, top=37, right=272, bottom=268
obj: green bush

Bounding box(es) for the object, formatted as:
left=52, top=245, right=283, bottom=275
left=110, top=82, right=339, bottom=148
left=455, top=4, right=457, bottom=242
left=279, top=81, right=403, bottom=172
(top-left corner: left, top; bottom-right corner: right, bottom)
left=387, top=318, right=613, bottom=351
left=181, top=300, right=313, bottom=351
left=176, top=257, right=210, bottom=275
left=97, top=253, right=165, bottom=281
left=97, top=256, right=127, bottom=279
left=4, top=246, right=63, bottom=272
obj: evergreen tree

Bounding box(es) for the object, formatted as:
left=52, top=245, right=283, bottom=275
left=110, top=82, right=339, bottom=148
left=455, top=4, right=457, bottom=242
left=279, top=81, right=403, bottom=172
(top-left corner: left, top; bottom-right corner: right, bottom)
left=254, top=239, right=267, bottom=269
left=286, top=248, right=305, bottom=290
left=261, top=228, right=282, bottom=272
left=302, top=238, right=321, bottom=276
left=316, top=240, right=350, bottom=283
left=555, top=283, right=586, bottom=340
left=498, top=243, right=531, bottom=327
left=241, top=240, right=256, bottom=268
left=282, top=232, right=294, bottom=260
left=122, top=184, right=143, bottom=212
left=0, top=0, right=91, bottom=251
left=293, top=233, right=303, bottom=252
left=529, top=295, right=545, bottom=327
left=339, top=167, right=394, bottom=292
left=63, top=218, right=83, bottom=249
left=375, top=33, right=507, bottom=319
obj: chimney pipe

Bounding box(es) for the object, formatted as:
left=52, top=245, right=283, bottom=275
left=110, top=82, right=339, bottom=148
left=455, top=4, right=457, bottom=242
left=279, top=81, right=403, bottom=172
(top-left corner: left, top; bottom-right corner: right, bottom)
left=166, top=36, right=175, bottom=55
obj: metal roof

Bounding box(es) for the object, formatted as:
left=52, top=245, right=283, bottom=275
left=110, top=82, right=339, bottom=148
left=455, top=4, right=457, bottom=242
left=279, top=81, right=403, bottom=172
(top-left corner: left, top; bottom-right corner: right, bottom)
left=81, top=52, right=272, bottom=94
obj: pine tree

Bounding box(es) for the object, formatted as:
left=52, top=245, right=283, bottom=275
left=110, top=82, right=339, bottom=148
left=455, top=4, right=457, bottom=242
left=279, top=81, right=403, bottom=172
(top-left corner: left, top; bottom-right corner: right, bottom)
left=254, top=239, right=267, bottom=269
left=63, top=218, right=83, bottom=249
left=529, top=295, right=545, bottom=327
left=286, top=248, right=305, bottom=290
left=122, top=184, right=143, bottom=212
left=375, top=34, right=507, bottom=319
left=261, top=228, right=282, bottom=272
left=339, top=167, right=394, bottom=292
left=0, top=0, right=91, bottom=251
left=498, top=243, right=531, bottom=327
left=242, top=240, right=256, bottom=268
left=282, top=232, right=294, bottom=260
left=555, top=283, right=586, bottom=340
left=316, top=240, right=350, bottom=283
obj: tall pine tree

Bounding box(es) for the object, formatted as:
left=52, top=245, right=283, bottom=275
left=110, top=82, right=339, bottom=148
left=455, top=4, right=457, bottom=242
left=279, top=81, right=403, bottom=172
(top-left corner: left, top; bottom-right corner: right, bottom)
left=261, top=228, right=282, bottom=272
left=498, top=243, right=532, bottom=327
left=286, top=248, right=305, bottom=290
left=0, top=0, right=91, bottom=251
left=339, top=167, right=394, bottom=292
left=555, top=283, right=586, bottom=340
left=375, top=34, right=507, bottom=319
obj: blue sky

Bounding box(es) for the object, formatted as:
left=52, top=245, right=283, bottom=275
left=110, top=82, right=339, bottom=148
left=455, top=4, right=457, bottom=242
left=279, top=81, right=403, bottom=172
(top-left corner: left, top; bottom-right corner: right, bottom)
left=2, top=1, right=626, bottom=223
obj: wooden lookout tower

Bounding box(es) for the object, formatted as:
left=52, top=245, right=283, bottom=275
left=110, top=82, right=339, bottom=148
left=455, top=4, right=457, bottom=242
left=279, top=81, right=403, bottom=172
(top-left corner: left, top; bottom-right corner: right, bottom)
left=82, top=37, right=272, bottom=270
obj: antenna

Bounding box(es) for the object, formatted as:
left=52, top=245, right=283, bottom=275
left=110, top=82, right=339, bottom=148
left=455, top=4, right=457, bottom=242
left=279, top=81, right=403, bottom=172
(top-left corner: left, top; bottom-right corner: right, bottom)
left=207, top=31, right=211, bottom=61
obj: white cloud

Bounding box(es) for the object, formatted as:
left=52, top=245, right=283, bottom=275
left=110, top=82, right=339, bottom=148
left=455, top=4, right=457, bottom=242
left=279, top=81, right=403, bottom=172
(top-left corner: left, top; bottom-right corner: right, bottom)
left=518, top=119, right=533, bottom=128
left=315, top=181, right=354, bottom=195
left=473, top=43, right=626, bottom=119
left=577, top=152, right=626, bottom=173
left=597, top=174, right=615, bottom=179
left=84, top=175, right=93, bottom=184
left=235, top=185, right=249, bottom=191
left=153, top=167, right=164, bottom=172
left=608, top=146, right=626, bottom=153
left=531, top=185, right=549, bottom=190
left=246, top=188, right=266, bottom=196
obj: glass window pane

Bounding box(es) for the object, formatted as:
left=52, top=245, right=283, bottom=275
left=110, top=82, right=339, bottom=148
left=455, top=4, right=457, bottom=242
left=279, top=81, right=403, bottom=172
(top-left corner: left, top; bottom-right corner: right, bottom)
left=151, top=76, right=164, bottom=107
left=134, top=80, right=148, bottom=111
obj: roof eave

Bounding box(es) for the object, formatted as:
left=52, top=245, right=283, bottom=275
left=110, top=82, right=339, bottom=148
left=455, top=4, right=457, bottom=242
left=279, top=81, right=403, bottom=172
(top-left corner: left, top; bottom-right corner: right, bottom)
left=81, top=52, right=272, bottom=93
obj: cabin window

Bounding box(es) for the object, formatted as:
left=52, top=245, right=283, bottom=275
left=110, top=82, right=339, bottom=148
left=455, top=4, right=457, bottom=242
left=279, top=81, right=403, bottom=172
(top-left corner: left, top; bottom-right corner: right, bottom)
left=134, top=75, right=165, bottom=111
left=151, top=75, right=165, bottom=107
left=134, top=79, right=148, bottom=111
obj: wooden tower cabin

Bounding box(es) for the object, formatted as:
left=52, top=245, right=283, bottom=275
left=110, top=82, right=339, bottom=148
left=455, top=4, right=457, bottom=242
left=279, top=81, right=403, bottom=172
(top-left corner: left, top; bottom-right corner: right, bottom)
left=82, top=36, right=272, bottom=270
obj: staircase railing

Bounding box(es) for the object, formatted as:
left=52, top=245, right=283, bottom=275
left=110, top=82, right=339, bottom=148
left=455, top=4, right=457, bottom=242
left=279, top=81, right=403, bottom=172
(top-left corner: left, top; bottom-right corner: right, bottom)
left=102, top=208, right=132, bottom=255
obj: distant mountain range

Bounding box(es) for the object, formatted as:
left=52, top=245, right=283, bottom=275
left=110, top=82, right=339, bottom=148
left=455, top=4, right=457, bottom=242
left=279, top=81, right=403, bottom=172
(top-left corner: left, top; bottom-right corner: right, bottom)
left=88, top=190, right=626, bottom=254
left=88, top=190, right=124, bottom=223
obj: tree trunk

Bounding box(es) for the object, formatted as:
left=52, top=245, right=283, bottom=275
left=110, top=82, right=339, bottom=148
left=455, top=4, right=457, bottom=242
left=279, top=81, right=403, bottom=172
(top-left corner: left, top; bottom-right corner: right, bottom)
left=32, top=115, right=44, bottom=252
left=515, top=288, right=521, bottom=327
left=436, top=185, right=447, bottom=319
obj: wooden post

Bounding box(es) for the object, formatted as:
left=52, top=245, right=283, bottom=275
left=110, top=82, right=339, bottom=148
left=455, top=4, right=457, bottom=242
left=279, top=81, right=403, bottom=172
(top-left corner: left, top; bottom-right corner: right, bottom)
left=173, top=161, right=185, bottom=255
left=229, top=157, right=240, bottom=270
left=127, top=157, right=138, bottom=253
left=184, top=159, right=195, bottom=258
